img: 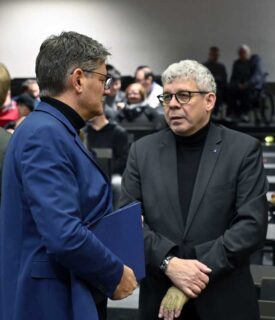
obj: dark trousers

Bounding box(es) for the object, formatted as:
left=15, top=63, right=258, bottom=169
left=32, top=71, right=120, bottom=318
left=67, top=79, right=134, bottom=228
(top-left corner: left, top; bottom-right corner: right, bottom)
left=179, top=300, right=201, bottom=320
left=96, top=299, right=107, bottom=320
left=227, top=86, right=258, bottom=117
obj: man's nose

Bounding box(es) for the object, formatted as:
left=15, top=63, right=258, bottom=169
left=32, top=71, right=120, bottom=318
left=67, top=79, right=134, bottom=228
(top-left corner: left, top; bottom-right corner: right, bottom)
left=168, top=95, right=181, bottom=108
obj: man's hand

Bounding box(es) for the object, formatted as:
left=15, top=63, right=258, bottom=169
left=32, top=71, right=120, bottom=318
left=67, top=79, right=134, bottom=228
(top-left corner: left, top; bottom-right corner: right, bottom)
left=112, top=265, right=138, bottom=300
left=116, top=102, right=126, bottom=110
left=165, top=257, right=211, bottom=298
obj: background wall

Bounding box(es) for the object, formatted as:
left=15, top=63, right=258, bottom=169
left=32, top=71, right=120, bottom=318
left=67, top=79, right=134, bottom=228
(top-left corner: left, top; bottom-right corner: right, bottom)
left=1, top=0, right=275, bottom=80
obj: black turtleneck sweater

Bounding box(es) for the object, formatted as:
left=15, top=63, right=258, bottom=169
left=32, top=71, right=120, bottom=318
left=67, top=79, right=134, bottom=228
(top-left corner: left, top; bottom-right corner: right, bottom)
left=40, top=97, right=85, bottom=134
left=175, top=122, right=210, bottom=227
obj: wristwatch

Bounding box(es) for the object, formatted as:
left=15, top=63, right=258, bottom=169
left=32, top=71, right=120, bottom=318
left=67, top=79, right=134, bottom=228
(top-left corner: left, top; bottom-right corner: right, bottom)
left=159, top=255, right=174, bottom=272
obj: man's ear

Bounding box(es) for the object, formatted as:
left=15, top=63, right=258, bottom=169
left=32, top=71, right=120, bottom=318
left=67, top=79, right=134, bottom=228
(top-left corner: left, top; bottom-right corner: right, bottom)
left=205, top=92, right=216, bottom=112
left=71, top=68, right=84, bottom=93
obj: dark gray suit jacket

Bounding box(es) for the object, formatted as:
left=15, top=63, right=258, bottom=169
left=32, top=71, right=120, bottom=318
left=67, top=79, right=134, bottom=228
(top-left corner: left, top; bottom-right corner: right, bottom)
left=120, top=123, right=268, bottom=320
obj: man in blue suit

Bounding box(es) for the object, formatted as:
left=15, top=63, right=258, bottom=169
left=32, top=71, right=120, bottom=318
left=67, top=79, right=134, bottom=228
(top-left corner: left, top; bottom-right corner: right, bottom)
left=0, top=31, right=137, bottom=320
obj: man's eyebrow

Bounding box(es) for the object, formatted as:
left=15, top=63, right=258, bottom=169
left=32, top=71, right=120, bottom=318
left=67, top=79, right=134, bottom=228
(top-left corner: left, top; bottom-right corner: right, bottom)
left=163, top=90, right=189, bottom=94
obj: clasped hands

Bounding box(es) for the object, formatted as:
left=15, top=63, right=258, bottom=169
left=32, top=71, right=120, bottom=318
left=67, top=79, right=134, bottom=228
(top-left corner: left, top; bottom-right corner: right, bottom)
left=158, top=257, right=212, bottom=320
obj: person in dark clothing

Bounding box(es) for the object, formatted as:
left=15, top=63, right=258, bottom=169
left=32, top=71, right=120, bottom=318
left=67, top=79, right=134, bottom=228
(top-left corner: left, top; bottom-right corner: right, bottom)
left=228, top=44, right=265, bottom=121
left=84, top=114, right=129, bottom=176
left=120, top=59, right=268, bottom=320
left=83, top=112, right=130, bottom=208
left=0, top=63, right=20, bottom=128
left=204, top=46, right=227, bottom=116
left=21, top=79, right=40, bottom=106
left=5, top=92, right=36, bottom=133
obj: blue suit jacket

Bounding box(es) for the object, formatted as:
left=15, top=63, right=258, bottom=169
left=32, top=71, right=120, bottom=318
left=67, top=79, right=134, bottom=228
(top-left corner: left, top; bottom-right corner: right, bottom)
left=0, top=102, right=123, bottom=320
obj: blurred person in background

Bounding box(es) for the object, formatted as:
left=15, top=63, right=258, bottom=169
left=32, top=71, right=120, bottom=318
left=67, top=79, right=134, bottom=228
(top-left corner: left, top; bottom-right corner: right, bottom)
left=204, top=46, right=227, bottom=118
left=84, top=112, right=129, bottom=176
left=135, top=65, right=163, bottom=108
left=21, top=79, right=40, bottom=105
left=6, top=92, right=37, bottom=132
left=83, top=109, right=130, bottom=208
left=228, top=45, right=265, bottom=122
left=104, top=66, right=125, bottom=121
left=16, top=92, right=35, bottom=117
left=0, top=63, right=20, bottom=127
left=116, top=82, right=162, bottom=132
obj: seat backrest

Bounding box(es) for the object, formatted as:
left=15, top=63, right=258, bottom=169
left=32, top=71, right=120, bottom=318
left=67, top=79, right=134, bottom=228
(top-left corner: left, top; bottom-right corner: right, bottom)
left=259, top=300, right=275, bottom=319
left=92, top=148, right=113, bottom=179
left=250, top=265, right=275, bottom=287
left=260, top=277, right=275, bottom=301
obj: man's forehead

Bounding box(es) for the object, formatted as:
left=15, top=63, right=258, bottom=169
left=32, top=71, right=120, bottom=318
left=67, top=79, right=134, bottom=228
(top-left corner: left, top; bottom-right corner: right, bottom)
left=95, top=63, right=107, bottom=73
left=136, top=69, right=145, bottom=78
left=163, top=79, right=198, bottom=91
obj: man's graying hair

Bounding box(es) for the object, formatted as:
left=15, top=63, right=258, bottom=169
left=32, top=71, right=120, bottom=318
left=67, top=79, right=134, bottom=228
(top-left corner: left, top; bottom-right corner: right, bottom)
left=162, top=60, right=217, bottom=93
left=35, top=31, right=110, bottom=97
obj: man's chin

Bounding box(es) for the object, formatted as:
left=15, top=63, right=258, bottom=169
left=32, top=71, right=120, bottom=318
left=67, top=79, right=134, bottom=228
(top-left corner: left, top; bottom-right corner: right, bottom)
left=88, top=107, right=104, bottom=119
left=170, top=124, right=192, bottom=136
left=95, top=105, right=104, bottom=116
left=97, top=110, right=104, bottom=116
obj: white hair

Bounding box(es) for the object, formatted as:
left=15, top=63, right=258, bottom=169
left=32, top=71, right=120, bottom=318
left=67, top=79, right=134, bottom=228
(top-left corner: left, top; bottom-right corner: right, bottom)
left=239, top=44, right=251, bottom=55
left=161, top=60, right=216, bottom=93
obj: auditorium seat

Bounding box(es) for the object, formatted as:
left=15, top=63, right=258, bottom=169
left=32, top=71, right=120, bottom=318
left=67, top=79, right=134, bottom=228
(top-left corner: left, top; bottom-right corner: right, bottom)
left=261, top=278, right=275, bottom=301
left=258, top=300, right=275, bottom=319
left=251, top=265, right=275, bottom=287
left=92, top=148, right=113, bottom=178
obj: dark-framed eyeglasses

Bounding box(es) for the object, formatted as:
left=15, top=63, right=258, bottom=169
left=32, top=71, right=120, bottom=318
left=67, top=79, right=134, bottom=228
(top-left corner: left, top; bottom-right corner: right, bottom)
left=70, top=68, right=113, bottom=90
left=82, top=70, right=113, bottom=90
left=157, top=91, right=210, bottom=106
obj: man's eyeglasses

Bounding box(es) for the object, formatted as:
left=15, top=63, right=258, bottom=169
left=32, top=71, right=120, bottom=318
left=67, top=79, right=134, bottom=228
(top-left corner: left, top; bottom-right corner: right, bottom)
left=157, top=91, right=210, bottom=106
left=82, top=70, right=113, bottom=90
left=70, top=69, right=113, bottom=90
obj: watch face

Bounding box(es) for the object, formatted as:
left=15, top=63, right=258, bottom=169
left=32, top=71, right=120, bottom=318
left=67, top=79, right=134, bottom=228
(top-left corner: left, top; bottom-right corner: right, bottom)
left=160, top=256, right=174, bottom=272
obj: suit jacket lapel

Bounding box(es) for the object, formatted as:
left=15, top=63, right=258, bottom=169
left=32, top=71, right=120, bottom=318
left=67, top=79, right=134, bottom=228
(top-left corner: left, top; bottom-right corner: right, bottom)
left=35, top=102, right=109, bottom=181
left=159, top=129, right=184, bottom=231
left=183, top=123, right=222, bottom=238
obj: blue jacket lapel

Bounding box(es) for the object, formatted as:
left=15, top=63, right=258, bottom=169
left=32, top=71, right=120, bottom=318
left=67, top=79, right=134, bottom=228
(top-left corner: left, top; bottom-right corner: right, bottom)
left=35, top=102, right=109, bottom=183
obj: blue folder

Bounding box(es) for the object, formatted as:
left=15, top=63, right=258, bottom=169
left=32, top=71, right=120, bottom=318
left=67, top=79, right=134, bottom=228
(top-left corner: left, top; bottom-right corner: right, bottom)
left=91, top=202, right=145, bottom=281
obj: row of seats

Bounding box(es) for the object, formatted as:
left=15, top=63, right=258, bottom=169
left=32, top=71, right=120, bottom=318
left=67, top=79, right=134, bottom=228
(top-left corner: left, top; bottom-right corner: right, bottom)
left=251, top=265, right=275, bottom=319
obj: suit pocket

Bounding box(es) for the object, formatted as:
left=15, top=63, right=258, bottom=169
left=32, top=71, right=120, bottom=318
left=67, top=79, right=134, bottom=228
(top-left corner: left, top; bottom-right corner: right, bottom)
left=31, top=261, right=57, bottom=279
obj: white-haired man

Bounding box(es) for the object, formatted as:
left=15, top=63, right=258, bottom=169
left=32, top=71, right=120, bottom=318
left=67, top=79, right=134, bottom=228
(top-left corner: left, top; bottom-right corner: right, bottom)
left=120, top=60, right=268, bottom=320
left=228, top=45, right=265, bottom=122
